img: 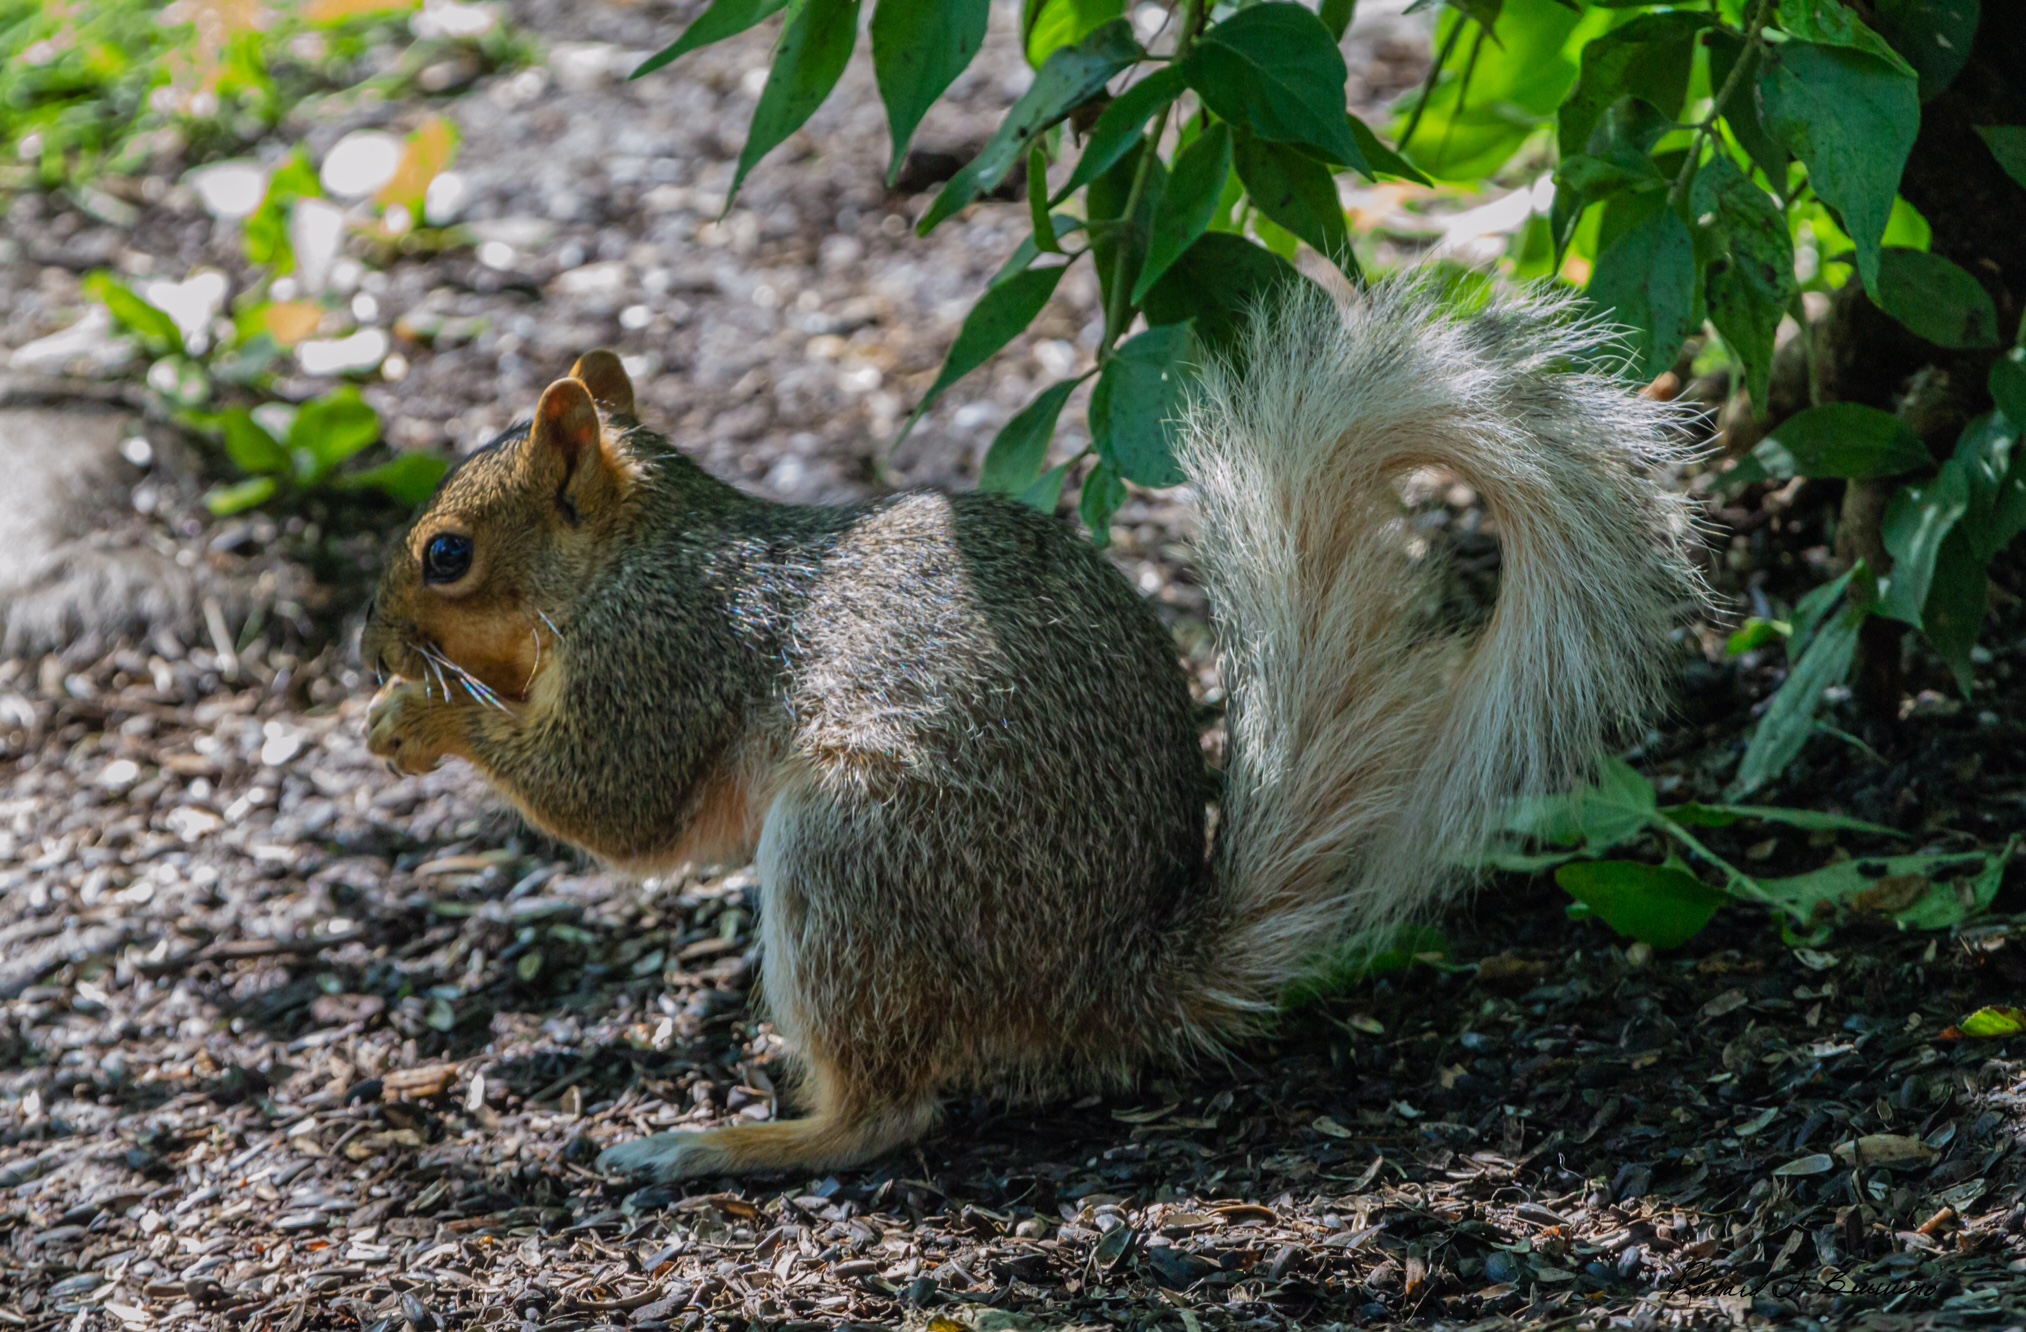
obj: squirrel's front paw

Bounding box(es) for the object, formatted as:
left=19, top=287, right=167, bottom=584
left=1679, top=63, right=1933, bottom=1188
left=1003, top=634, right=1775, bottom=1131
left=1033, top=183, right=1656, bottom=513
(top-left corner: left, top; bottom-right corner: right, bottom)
left=366, top=681, right=450, bottom=775
left=596, top=1131, right=729, bottom=1183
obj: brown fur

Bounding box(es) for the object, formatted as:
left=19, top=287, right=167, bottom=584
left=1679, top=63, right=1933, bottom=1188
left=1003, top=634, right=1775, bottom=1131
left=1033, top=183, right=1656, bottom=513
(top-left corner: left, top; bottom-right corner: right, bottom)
left=363, top=285, right=1697, bottom=1181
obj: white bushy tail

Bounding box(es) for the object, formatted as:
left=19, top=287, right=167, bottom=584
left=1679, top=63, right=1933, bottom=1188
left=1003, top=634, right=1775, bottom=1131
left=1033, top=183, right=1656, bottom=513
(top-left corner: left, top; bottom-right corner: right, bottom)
left=1175, top=275, right=1702, bottom=1028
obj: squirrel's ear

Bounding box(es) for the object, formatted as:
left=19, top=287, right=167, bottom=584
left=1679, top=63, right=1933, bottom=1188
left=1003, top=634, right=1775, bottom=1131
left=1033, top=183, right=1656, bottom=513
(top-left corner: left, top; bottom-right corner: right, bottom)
left=569, top=349, right=635, bottom=419
left=529, top=377, right=626, bottom=520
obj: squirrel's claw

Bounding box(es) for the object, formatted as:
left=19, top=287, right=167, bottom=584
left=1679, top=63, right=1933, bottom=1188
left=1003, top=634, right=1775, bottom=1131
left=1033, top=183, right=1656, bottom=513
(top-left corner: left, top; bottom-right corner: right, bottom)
left=367, top=680, right=450, bottom=775
left=596, top=1131, right=728, bottom=1183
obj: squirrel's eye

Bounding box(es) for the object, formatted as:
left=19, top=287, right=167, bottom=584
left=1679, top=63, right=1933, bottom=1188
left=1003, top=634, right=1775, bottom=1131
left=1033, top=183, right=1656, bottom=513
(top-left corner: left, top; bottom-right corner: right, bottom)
left=422, top=533, right=473, bottom=585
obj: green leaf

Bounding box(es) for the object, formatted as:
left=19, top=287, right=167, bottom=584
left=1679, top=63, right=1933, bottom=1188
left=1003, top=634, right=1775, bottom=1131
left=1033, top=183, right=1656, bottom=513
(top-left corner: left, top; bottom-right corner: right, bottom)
left=911, top=263, right=1068, bottom=424
left=632, top=0, right=789, bottom=78
left=1870, top=0, right=1980, bottom=102
left=1879, top=456, right=1970, bottom=626
left=1181, top=3, right=1363, bottom=171
left=988, top=214, right=1085, bottom=287
left=1776, top=0, right=1918, bottom=77
left=1023, top=0, right=1125, bottom=68
left=1556, top=860, right=1726, bottom=950
left=207, top=408, right=288, bottom=476
left=1959, top=1005, right=2026, bottom=1039
left=1693, top=154, right=1796, bottom=409
left=1133, top=122, right=1232, bottom=304
left=1705, top=31, right=1789, bottom=192
left=1557, top=12, right=1710, bottom=161
left=1020, top=460, right=1072, bottom=513
left=980, top=377, right=1082, bottom=494
left=1756, top=39, right=1920, bottom=289
left=205, top=475, right=279, bottom=515
left=1586, top=205, right=1695, bottom=382
left=1233, top=128, right=1350, bottom=264
left=872, top=0, right=989, bottom=180
left=920, top=20, right=1142, bottom=234
left=1502, top=755, right=1657, bottom=855
left=1091, top=324, right=1193, bottom=487
left=1921, top=527, right=1986, bottom=694
left=1755, top=403, right=1933, bottom=480
left=1729, top=600, right=1866, bottom=798
left=244, top=150, right=320, bottom=271
left=1978, top=125, right=2026, bottom=190
left=1398, top=0, right=1586, bottom=182
left=83, top=271, right=183, bottom=355
left=1992, top=347, right=2026, bottom=427
left=1028, top=146, right=1060, bottom=253
left=1079, top=457, right=1128, bottom=544
left=1870, top=246, right=2000, bottom=349
left=1726, top=617, right=1789, bottom=656
left=1668, top=803, right=1906, bottom=838
left=730, top=0, right=864, bottom=206
left=1757, top=841, right=2013, bottom=931
left=1788, top=565, right=1859, bottom=659
left=1142, top=232, right=1303, bottom=353
left=1320, top=0, right=1357, bottom=40
left=1285, top=925, right=1450, bottom=1007
left=288, top=387, right=381, bottom=487
left=1346, top=113, right=1431, bottom=185
left=1053, top=66, right=1186, bottom=203
left=338, top=453, right=452, bottom=507
left=1088, top=138, right=1165, bottom=322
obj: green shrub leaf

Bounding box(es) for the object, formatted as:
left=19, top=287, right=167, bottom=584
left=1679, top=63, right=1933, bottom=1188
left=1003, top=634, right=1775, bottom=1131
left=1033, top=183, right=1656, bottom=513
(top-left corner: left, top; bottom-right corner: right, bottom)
left=911, top=263, right=1068, bottom=424
left=1756, top=39, right=1919, bottom=289
left=1079, top=457, right=1128, bottom=544
left=1978, top=125, right=2026, bottom=190
left=920, top=20, right=1141, bottom=234
left=1871, top=246, right=2000, bottom=349
left=1776, top=0, right=1917, bottom=78
left=1233, top=127, right=1350, bottom=264
left=1879, top=447, right=1972, bottom=627
left=1091, top=324, right=1193, bottom=487
left=1053, top=66, right=1186, bottom=203
left=1706, top=31, right=1789, bottom=191
left=288, top=387, right=381, bottom=486
left=1693, top=155, right=1796, bottom=409
left=632, top=0, right=789, bottom=79
left=1758, top=842, right=2014, bottom=932
left=206, top=475, right=279, bottom=516
left=1556, top=12, right=1709, bottom=161
left=1020, top=460, right=1072, bottom=514
left=1023, top=0, right=1125, bottom=68
left=1729, top=599, right=1867, bottom=798
left=1142, top=232, right=1303, bottom=353
left=337, top=453, right=452, bottom=507
left=1133, top=122, right=1232, bottom=304
left=1556, top=860, right=1726, bottom=950
left=204, top=408, right=289, bottom=476
left=871, top=0, right=989, bottom=180
left=1992, top=348, right=2026, bottom=427
left=980, top=377, right=1083, bottom=495
left=83, top=271, right=184, bottom=355
left=1755, top=403, right=1932, bottom=480
left=1870, top=0, right=1979, bottom=102
left=730, top=0, right=864, bottom=206
left=1181, top=3, right=1363, bottom=172
left=1585, top=205, right=1695, bottom=382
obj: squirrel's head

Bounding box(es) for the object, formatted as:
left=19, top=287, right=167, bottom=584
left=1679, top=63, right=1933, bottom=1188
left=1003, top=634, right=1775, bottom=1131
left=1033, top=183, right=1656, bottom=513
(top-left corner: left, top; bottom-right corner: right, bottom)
left=361, top=350, right=639, bottom=704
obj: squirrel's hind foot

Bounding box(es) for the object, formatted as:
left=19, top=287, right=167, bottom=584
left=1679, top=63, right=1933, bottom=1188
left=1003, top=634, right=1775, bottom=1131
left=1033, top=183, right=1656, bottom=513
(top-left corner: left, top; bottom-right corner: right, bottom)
left=597, top=1095, right=937, bottom=1182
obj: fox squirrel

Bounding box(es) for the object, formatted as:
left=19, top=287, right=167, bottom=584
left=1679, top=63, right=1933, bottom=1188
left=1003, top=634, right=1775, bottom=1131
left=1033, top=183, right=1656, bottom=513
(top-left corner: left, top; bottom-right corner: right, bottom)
left=361, top=279, right=1698, bottom=1182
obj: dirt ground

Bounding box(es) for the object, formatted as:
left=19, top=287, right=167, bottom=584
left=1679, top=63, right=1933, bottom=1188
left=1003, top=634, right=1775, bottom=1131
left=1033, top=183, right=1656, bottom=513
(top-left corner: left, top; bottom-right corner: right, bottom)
left=4, top=1, right=2026, bottom=1330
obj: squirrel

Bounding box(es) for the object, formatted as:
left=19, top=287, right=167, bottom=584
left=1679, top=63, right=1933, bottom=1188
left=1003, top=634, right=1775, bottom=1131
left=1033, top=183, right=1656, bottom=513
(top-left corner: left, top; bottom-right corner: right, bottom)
left=361, top=277, right=1699, bottom=1182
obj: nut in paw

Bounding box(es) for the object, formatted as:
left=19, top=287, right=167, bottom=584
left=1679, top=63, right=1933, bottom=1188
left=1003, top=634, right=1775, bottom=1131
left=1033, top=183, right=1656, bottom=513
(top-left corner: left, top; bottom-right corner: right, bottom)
left=596, top=1131, right=728, bottom=1183
left=366, top=682, right=446, bottom=775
